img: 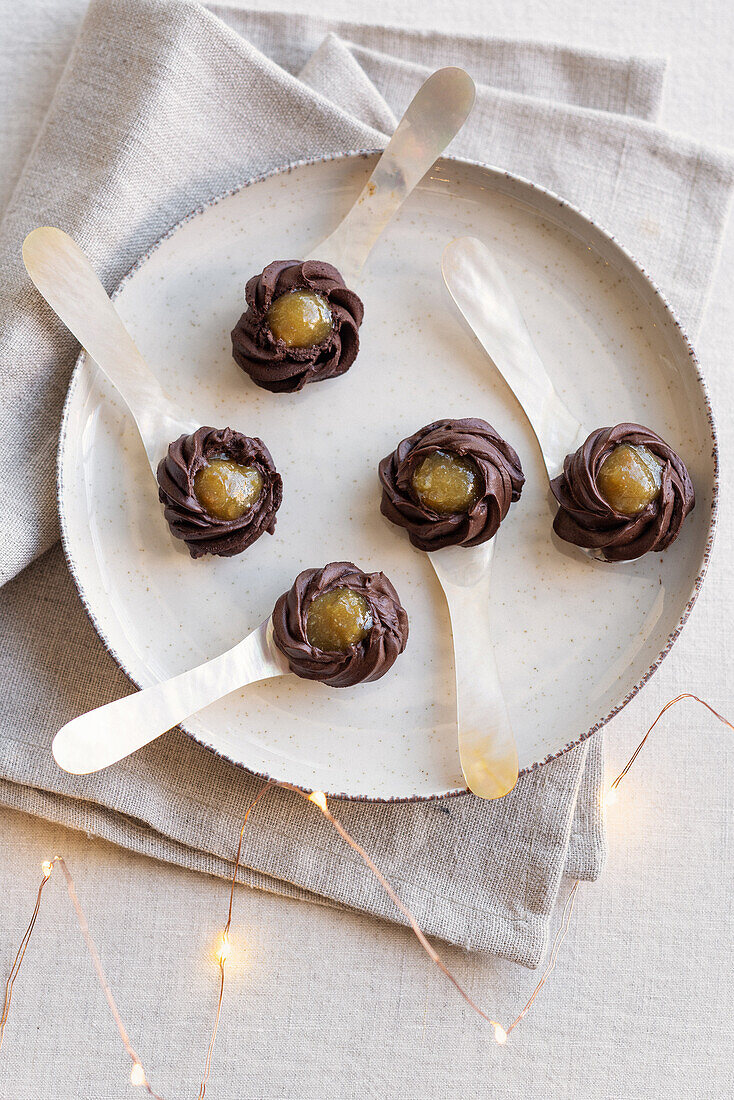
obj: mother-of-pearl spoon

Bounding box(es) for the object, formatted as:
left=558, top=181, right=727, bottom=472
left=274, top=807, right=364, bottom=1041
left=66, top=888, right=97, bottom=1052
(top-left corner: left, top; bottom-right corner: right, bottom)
left=441, top=235, right=588, bottom=482
left=443, top=239, right=681, bottom=573
left=307, top=67, right=475, bottom=283
left=30, top=69, right=481, bottom=779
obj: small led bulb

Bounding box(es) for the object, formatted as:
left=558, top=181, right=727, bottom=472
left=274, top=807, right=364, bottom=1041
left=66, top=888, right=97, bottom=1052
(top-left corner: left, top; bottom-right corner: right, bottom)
left=130, top=1063, right=146, bottom=1087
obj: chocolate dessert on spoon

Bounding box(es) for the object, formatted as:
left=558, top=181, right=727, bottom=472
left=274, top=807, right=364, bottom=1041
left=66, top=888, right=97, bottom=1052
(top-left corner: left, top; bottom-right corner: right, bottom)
left=23, top=228, right=283, bottom=559
left=380, top=418, right=524, bottom=800
left=52, top=562, right=409, bottom=775
left=441, top=236, right=694, bottom=563
left=232, top=66, right=476, bottom=392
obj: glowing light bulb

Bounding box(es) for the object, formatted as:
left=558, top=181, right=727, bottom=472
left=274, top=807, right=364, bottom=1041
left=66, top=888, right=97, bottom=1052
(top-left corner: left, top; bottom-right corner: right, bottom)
left=493, top=1023, right=507, bottom=1045
left=216, top=933, right=230, bottom=964
left=41, top=860, right=53, bottom=879
left=605, top=787, right=618, bottom=807
left=308, top=790, right=328, bottom=813
left=130, top=1063, right=146, bottom=1087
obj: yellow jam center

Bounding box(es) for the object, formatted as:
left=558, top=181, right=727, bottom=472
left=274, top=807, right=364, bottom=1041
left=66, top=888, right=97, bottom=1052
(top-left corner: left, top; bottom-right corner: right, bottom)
left=193, top=458, right=263, bottom=521
left=597, top=444, right=662, bottom=516
left=266, top=289, right=333, bottom=348
left=305, top=587, right=373, bottom=653
left=411, top=450, right=481, bottom=515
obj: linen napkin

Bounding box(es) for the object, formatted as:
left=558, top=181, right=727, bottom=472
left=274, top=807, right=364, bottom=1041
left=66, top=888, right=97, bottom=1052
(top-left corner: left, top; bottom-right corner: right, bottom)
left=1, top=0, right=731, bottom=966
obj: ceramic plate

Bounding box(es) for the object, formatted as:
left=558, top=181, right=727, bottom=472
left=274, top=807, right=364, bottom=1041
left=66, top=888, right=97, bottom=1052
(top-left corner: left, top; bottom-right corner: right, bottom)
left=58, top=152, right=716, bottom=801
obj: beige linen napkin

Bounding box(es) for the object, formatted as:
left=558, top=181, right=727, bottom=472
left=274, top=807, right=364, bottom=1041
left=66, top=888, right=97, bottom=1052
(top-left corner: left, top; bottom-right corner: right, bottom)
left=0, top=0, right=731, bottom=965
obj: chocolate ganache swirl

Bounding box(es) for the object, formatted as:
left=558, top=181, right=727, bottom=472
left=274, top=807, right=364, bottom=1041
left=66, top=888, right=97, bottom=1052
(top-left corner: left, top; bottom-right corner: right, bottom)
left=156, top=427, right=282, bottom=559
left=378, top=418, right=525, bottom=551
left=272, top=562, right=409, bottom=688
left=231, top=260, right=364, bottom=393
left=550, top=423, right=695, bottom=562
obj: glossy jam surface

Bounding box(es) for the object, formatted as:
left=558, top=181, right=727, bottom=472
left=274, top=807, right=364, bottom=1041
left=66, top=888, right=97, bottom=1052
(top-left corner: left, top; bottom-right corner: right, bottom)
left=597, top=444, right=663, bottom=516
left=411, top=450, right=481, bottom=515
left=266, top=289, right=333, bottom=348
left=193, top=458, right=263, bottom=521
left=306, top=587, right=373, bottom=653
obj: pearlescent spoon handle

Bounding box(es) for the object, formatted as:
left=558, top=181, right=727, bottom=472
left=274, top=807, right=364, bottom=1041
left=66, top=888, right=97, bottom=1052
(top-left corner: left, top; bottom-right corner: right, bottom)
left=442, top=236, right=587, bottom=480
left=52, top=620, right=286, bottom=775
left=429, top=542, right=519, bottom=799
left=307, top=68, right=476, bottom=284
left=23, top=227, right=197, bottom=478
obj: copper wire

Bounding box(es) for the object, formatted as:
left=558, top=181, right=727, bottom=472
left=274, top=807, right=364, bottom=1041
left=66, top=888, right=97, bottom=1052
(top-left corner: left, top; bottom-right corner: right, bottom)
left=506, top=879, right=580, bottom=1035
left=197, top=779, right=277, bottom=1100
left=0, top=866, right=53, bottom=1052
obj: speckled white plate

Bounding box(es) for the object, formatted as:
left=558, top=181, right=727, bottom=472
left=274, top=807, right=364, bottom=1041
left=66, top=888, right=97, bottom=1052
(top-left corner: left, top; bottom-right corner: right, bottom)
left=58, top=152, right=717, bottom=801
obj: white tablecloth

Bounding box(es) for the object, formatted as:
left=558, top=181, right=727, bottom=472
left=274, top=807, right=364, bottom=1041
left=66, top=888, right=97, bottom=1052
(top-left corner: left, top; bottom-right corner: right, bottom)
left=1, top=2, right=732, bottom=1097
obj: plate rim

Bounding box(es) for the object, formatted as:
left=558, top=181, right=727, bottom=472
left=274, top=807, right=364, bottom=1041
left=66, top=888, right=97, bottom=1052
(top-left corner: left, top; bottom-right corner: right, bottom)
left=57, top=148, right=719, bottom=802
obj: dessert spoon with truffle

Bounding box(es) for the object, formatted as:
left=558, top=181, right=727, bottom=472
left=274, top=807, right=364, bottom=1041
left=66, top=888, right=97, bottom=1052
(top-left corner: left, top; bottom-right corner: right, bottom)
left=441, top=236, right=695, bottom=563
left=23, top=227, right=284, bottom=560
left=52, top=562, right=409, bottom=775
left=231, top=67, right=476, bottom=393
left=379, top=419, right=524, bottom=800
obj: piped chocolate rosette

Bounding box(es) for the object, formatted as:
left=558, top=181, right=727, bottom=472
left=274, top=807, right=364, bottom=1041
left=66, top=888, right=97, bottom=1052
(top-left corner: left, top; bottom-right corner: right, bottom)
left=156, top=426, right=283, bottom=559
left=378, top=418, right=525, bottom=551
left=272, top=562, right=409, bottom=688
left=231, top=260, right=364, bottom=393
left=550, top=423, right=695, bottom=562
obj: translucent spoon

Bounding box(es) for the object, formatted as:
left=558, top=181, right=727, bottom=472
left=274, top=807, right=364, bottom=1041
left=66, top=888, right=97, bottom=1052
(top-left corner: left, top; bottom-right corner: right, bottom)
left=23, top=226, right=198, bottom=483
left=434, top=236, right=588, bottom=796
left=306, top=67, right=476, bottom=283
left=441, top=235, right=588, bottom=479
left=51, top=619, right=289, bottom=774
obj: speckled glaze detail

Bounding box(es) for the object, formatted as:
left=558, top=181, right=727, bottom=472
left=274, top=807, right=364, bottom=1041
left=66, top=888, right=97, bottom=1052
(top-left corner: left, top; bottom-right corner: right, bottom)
left=156, top=427, right=282, bottom=558
left=56, top=150, right=720, bottom=802
left=551, top=424, right=695, bottom=562
left=272, top=562, right=409, bottom=688
left=379, top=418, right=524, bottom=550
left=231, top=259, right=364, bottom=393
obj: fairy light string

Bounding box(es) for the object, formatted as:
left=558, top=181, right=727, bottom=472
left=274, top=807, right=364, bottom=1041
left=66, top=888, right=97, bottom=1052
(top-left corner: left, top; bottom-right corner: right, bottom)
left=1, top=693, right=731, bottom=1096
left=198, top=779, right=278, bottom=1100
left=0, top=861, right=53, bottom=1054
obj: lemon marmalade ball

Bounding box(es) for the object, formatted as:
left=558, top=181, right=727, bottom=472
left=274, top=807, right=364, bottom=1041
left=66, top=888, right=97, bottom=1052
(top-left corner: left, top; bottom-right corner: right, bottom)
left=193, top=458, right=264, bottom=522
left=271, top=563, right=408, bottom=688
left=411, top=450, right=481, bottom=515
left=305, top=587, right=373, bottom=653
left=265, top=289, right=333, bottom=349
left=596, top=444, right=662, bottom=516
